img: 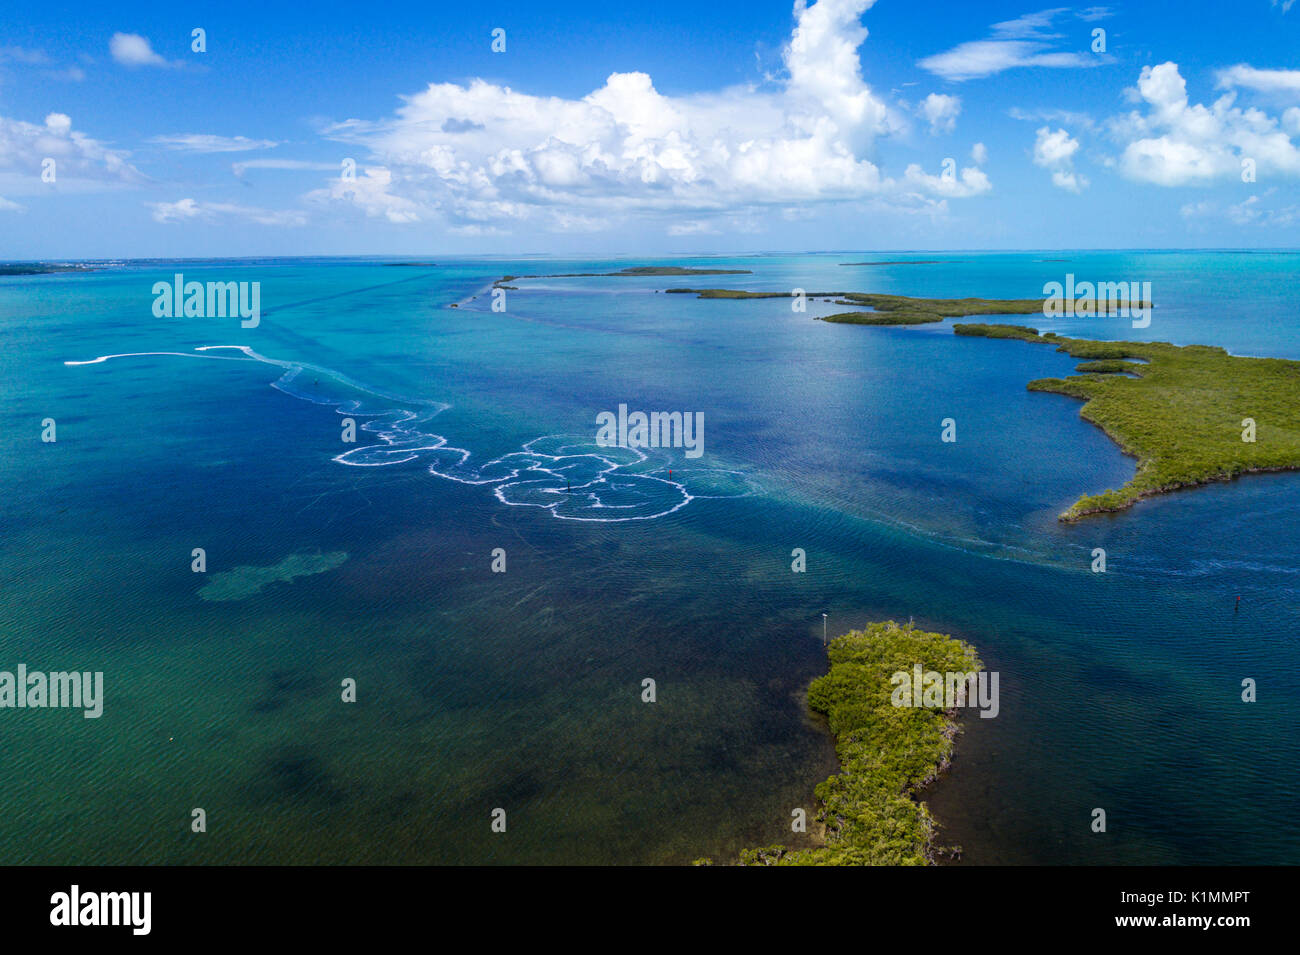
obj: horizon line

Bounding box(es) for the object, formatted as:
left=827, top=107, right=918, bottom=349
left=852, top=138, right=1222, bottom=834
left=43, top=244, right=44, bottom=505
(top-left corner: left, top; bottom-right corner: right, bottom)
left=7, top=247, right=1300, bottom=265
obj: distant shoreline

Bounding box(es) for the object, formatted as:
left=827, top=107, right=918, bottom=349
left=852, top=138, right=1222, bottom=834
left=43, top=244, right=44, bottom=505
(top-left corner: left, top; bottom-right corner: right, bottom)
left=0, top=263, right=100, bottom=275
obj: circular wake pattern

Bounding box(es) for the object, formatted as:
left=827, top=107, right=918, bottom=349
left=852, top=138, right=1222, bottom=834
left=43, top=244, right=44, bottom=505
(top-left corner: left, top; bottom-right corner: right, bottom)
left=66, top=346, right=755, bottom=522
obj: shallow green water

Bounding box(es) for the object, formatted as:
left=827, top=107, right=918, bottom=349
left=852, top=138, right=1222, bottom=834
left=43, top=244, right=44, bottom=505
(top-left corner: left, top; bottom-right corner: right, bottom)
left=2, top=252, right=1298, bottom=864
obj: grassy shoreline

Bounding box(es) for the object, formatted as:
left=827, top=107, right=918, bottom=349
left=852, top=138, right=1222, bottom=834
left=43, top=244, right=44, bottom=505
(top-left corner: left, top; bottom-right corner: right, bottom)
left=664, top=288, right=1146, bottom=327
left=656, top=283, right=1290, bottom=521
left=954, top=323, right=1300, bottom=521
left=716, top=621, right=981, bottom=866
left=665, top=288, right=1055, bottom=325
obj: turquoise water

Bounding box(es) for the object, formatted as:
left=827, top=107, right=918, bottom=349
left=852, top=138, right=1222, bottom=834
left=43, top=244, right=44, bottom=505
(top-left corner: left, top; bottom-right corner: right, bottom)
left=2, top=251, right=1298, bottom=864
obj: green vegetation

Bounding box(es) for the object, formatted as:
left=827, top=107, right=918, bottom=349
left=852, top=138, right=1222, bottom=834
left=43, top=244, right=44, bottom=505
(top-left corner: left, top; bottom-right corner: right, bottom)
left=607, top=266, right=750, bottom=276
left=954, top=323, right=1300, bottom=521
left=665, top=288, right=1046, bottom=325
left=0, top=263, right=94, bottom=275
left=737, top=621, right=980, bottom=866
left=667, top=289, right=1147, bottom=329
left=825, top=294, right=1046, bottom=325
left=819, top=309, right=942, bottom=325
left=951, top=322, right=1052, bottom=342
left=639, top=286, right=1249, bottom=521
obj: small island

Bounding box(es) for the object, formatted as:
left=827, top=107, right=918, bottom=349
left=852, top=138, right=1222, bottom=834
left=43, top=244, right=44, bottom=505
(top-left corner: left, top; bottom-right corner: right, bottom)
left=723, top=620, right=981, bottom=866
left=603, top=266, right=751, bottom=276
left=495, top=266, right=751, bottom=287
left=954, top=323, right=1300, bottom=521
left=665, top=287, right=1048, bottom=325
left=0, top=263, right=97, bottom=275
left=821, top=293, right=1045, bottom=325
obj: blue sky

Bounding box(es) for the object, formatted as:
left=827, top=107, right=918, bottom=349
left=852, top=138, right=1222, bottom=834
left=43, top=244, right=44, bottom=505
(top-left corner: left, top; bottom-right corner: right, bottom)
left=2, top=0, right=1299, bottom=257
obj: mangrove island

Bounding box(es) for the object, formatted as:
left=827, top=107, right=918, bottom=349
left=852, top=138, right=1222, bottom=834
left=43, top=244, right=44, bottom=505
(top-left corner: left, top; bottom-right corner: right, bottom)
left=661, top=285, right=1291, bottom=521
left=954, top=323, right=1300, bottom=521
left=730, top=620, right=981, bottom=866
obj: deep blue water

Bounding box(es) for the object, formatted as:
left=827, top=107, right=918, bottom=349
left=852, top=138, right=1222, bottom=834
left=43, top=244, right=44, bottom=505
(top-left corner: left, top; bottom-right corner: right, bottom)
left=2, top=251, right=1298, bottom=864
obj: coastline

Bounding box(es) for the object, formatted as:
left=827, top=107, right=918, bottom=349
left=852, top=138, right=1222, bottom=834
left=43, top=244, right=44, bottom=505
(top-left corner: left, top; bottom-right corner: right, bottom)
left=624, top=277, right=1300, bottom=523
left=953, top=323, right=1300, bottom=520
left=715, top=620, right=982, bottom=866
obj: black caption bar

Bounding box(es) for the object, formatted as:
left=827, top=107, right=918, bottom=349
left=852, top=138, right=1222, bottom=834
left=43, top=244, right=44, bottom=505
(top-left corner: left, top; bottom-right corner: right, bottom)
left=0, top=865, right=1281, bottom=942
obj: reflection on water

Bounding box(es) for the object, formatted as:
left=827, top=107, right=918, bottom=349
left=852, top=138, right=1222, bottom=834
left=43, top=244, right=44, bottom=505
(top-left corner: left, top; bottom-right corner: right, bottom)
left=2, top=252, right=1298, bottom=864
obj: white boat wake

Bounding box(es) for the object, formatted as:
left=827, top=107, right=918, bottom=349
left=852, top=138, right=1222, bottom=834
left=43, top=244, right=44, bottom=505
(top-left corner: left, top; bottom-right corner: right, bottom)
left=66, top=345, right=754, bottom=522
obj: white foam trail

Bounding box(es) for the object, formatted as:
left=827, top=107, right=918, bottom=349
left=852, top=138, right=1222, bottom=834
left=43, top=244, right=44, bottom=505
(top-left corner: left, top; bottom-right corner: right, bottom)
left=65, top=350, right=255, bottom=366
left=66, top=345, right=754, bottom=522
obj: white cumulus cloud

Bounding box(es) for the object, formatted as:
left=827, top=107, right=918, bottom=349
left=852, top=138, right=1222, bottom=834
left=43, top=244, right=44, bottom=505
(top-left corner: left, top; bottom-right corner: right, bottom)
left=311, top=0, right=982, bottom=233
left=1214, top=65, right=1300, bottom=96
left=1114, top=62, right=1300, bottom=186
left=304, top=166, right=421, bottom=223
left=110, top=33, right=173, bottom=68
left=0, top=111, right=142, bottom=191
left=1033, top=126, right=1088, bottom=192
left=903, top=161, right=992, bottom=197
left=919, top=93, right=961, bottom=134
